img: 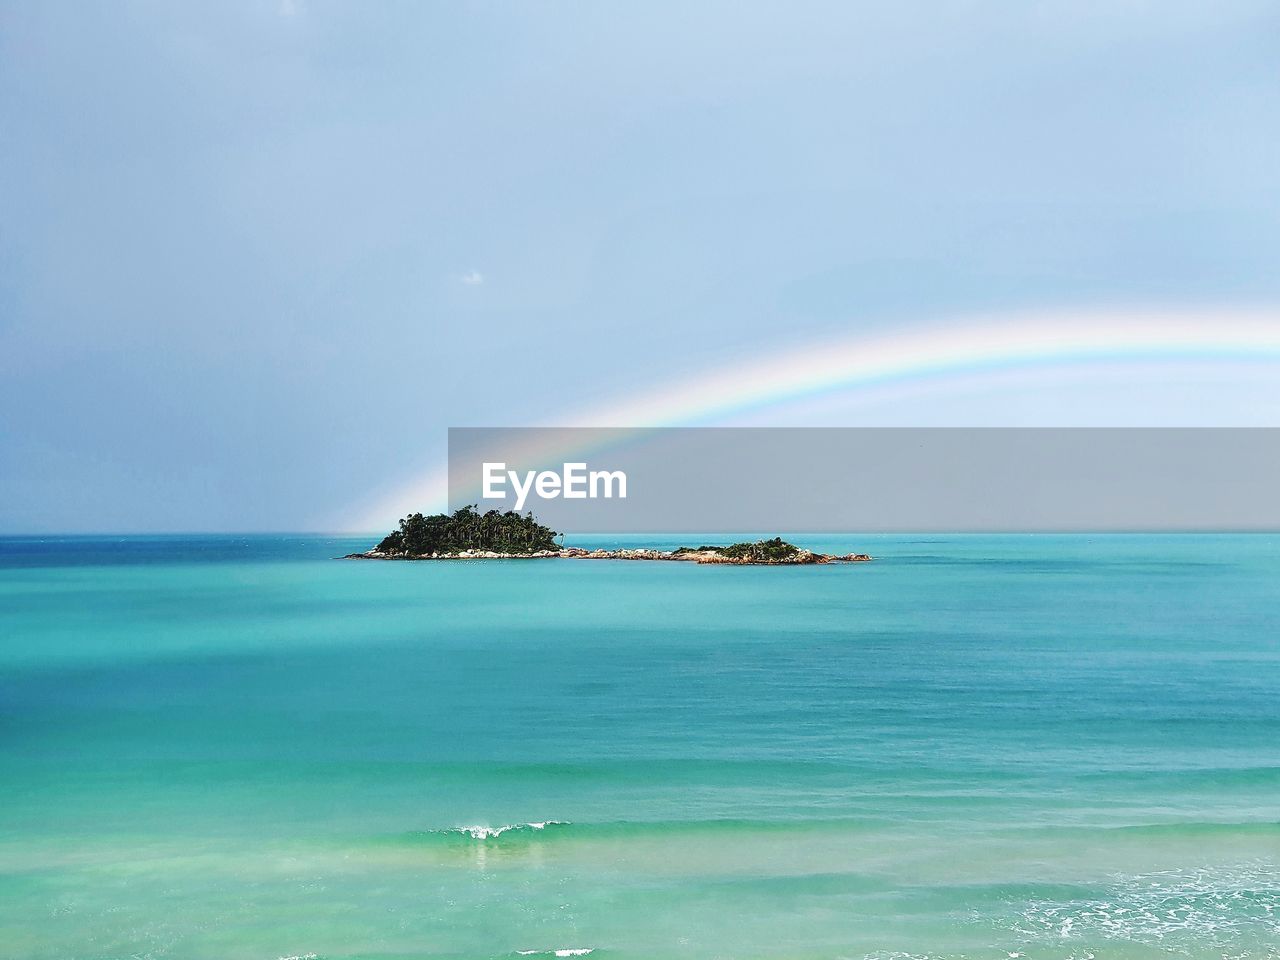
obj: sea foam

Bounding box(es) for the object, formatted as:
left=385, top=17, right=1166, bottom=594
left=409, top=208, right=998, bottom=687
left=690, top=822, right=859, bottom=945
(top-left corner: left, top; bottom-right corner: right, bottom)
left=1007, top=862, right=1280, bottom=952
left=448, top=821, right=568, bottom=839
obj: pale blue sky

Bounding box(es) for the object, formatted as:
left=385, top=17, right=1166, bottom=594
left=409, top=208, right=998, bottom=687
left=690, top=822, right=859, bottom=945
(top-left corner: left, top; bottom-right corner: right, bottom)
left=3, top=2, right=1279, bottom=531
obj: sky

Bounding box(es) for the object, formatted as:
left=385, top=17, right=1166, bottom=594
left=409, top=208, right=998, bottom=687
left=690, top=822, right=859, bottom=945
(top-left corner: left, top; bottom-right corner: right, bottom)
left=2, top=1, right=1279, bottom=533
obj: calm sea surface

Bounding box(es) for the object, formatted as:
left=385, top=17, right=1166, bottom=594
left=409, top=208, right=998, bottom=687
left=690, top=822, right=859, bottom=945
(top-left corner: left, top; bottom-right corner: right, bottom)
left=1, top=534, right=1277, bottom=959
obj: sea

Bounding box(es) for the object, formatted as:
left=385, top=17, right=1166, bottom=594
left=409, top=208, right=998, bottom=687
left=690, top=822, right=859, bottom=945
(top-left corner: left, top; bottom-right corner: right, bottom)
left=1, top=533, right=1277, bottom=960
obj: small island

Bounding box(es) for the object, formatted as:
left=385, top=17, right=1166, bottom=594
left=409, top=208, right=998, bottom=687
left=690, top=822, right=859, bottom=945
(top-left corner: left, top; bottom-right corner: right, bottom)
left=345, top=507, right=871, bottom=565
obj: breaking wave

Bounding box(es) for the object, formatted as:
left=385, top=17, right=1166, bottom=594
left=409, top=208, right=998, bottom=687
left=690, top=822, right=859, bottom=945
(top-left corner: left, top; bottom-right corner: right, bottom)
left=389, top=815, right=889, bottom=848
left=437, top=821, right=570, bottom=840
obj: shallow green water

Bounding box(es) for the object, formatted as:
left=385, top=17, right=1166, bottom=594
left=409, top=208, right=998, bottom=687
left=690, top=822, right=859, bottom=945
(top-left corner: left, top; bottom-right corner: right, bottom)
left=1, top=534, right=1278, bottom=959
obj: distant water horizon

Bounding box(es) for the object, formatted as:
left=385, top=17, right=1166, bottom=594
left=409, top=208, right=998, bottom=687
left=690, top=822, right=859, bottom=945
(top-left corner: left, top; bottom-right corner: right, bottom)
left=2, top=533, right=1278, bottom=958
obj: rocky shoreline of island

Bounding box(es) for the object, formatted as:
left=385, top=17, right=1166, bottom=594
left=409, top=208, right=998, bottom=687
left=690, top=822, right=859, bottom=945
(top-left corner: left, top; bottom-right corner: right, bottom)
left=346, top=508, right=871, bottom=565
left=345, top=541, right=871, bottom=565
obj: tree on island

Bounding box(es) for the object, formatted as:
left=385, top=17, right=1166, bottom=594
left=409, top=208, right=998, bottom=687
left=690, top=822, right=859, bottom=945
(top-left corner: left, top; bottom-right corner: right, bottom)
left=376, top=505, right=559, bottom=556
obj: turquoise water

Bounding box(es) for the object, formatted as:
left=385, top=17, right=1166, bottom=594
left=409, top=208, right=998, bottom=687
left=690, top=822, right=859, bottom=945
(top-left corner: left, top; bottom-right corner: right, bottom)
left=1, top=534, right=1278, bottom=960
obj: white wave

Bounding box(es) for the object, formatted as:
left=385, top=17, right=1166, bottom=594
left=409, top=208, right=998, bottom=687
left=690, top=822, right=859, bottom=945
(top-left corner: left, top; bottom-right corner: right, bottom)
left=452, top=820, right=567, bottom=839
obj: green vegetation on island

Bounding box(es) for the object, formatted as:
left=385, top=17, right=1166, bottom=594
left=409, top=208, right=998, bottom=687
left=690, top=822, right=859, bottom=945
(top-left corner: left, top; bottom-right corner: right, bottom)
left=375, top=506, right=559, bottom=556
left=674, top=537, right=802, bottom=563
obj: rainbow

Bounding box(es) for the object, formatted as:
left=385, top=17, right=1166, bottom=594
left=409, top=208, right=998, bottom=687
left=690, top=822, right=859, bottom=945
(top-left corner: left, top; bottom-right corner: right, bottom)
left=347, top=306, right=1280, bottom=530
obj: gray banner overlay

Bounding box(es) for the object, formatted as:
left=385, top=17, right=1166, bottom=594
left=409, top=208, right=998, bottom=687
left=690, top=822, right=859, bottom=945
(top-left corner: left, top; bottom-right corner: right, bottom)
left=448, top=428, right=1280, bottom=532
